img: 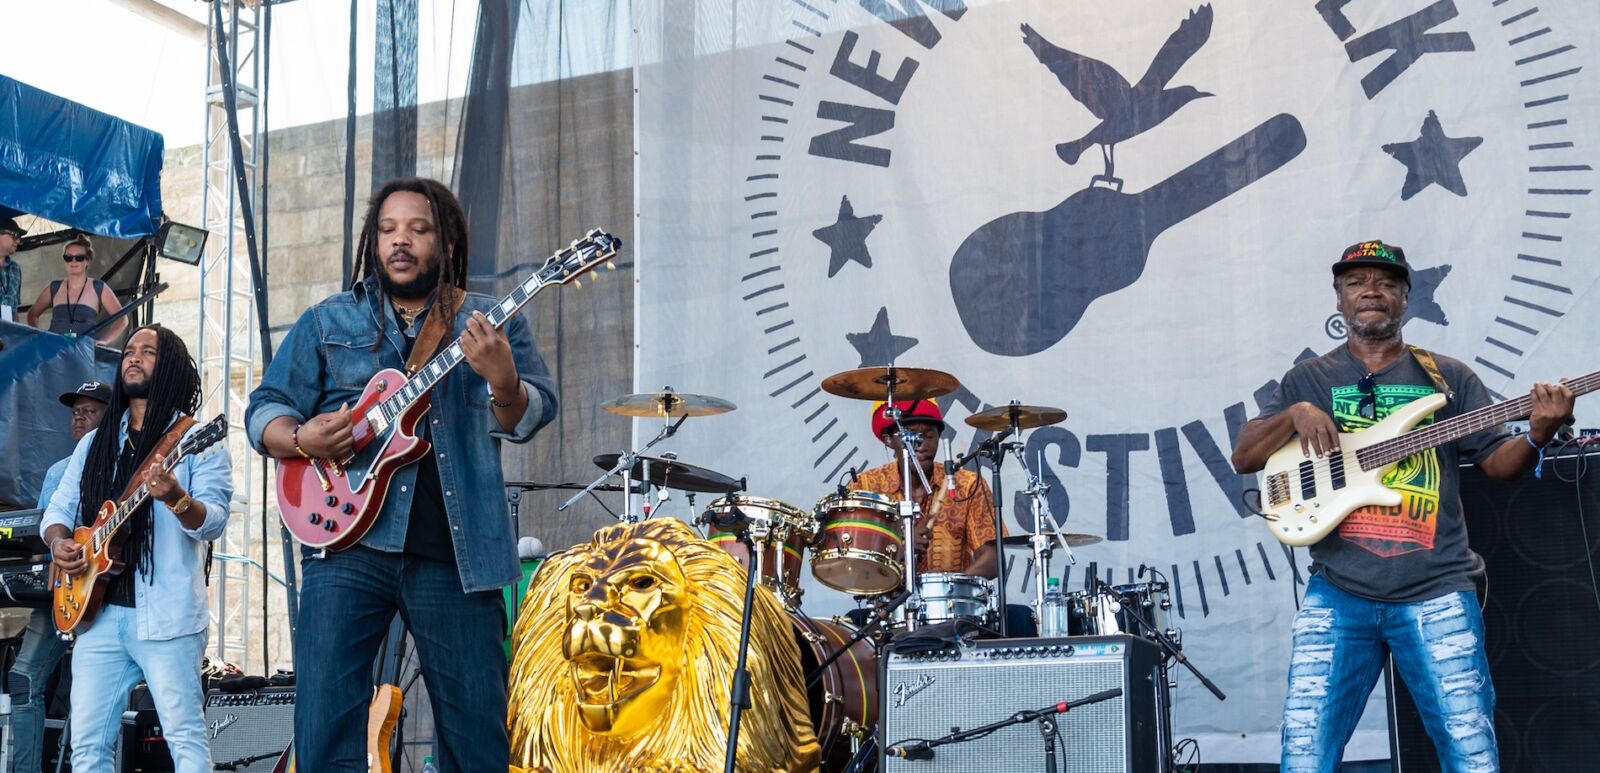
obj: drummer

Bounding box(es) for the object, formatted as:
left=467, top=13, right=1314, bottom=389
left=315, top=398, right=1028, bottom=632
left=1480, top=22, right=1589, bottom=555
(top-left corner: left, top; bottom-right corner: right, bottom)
left=855, top=400, right=1002, bottom=578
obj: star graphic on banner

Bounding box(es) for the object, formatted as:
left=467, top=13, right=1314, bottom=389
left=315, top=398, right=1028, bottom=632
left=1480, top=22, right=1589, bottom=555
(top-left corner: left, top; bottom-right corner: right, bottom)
left=846, top=307, right=919, bottom=366
left=813, top=195, right=883, bottom=277
left=1382, top=111, right=1482, bottom=201
left=1403, top=264, right=1452, bottom=326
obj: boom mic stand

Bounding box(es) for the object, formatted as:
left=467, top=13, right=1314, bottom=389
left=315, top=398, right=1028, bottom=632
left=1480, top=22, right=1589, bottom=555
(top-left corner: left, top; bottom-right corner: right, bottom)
left=1093, top=577, right=1226, bottom=702
left=704, top=504, right=760, bottom=773
left=884, top=688, right=1125, bottom=772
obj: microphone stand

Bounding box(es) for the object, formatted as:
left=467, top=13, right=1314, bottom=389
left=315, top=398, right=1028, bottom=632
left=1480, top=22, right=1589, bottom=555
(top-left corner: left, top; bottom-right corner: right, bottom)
left=715, top=506, right=759, bottom=773
left=885, top=688, right=1123, bottom=769
left=1094, top=577, right=1226, bottom=702
left=805, top=589, right=911, bottom=688
left=951, top=425, right=1015, bottom=637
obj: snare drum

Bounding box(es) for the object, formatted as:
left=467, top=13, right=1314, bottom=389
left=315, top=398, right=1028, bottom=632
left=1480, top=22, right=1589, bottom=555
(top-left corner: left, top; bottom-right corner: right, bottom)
left=704, top=495, right=817, bottom=610
left=791, top=614, right=877, bottom=772
left=917, top=572, right=991, bottom=626
left=810, top=490, right=904, bottom=595
left=1065, top=582, right=1172, bottom=640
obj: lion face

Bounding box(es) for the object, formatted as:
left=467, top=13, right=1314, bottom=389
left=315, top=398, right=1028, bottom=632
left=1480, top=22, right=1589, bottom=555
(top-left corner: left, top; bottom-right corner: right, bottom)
left=563, top=536, right=689, bottom=736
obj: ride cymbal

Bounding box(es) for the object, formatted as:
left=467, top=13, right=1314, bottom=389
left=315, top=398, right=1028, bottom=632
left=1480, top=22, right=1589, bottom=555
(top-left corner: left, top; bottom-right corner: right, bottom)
left=964, top=404, right=1068, bottom=432
left=820, top=366, right=959, bottom=402
left=601, top=390, right=737, bottom=418
left=993, top=532, right=1103, bottom=548
left=592, top=453, right=743, bottom=494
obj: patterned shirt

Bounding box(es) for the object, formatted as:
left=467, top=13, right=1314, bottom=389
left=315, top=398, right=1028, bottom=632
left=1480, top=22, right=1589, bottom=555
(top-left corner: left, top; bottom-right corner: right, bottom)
left=854, top=460, right=1005, bottom=574
left=0, top=257, right=20, bottom=311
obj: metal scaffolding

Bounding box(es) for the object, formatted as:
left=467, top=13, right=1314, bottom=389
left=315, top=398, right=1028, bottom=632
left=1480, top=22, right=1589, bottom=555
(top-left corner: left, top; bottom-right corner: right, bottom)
left=199, top=0, right=262, bottom=673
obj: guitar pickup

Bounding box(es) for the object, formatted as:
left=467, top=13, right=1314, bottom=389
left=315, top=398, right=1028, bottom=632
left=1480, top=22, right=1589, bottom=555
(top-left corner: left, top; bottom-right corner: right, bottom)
left=367, top=410, right=389, bottom=436
left=1328, top=453, right=1347, bottom=490
left=1297, top=460, right=1317, bottom=501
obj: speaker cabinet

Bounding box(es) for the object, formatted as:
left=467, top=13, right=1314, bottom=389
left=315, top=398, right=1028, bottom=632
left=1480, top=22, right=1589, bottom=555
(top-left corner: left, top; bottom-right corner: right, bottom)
left=201, top=688, right=294, bottom=772
left=881, top=634, right=1164, bottom=772
left=1394, top=449, right=1600, bottom=771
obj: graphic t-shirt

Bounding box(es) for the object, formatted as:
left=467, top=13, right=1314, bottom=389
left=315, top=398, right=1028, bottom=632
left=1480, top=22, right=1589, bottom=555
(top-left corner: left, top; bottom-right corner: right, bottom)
left=1257, top=345, right=1510, bottom=602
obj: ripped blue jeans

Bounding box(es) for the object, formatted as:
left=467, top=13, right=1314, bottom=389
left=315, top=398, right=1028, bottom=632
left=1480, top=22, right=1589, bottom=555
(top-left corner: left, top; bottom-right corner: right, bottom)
left=1282, top=574, right=1497, bottom=773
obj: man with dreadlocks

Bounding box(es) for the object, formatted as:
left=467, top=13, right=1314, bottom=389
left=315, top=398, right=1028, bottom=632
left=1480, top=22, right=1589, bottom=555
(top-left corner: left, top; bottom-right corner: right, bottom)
left=41, top=325, right=232, bottom=773
left=247, top=177, right=556, bottom=771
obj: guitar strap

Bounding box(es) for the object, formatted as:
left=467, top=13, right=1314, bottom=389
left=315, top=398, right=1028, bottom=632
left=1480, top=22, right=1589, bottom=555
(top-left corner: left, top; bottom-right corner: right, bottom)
left=1407, top=345, right=1455, bottom=403
left=404, top=286, right=463, bottom=376
left=118, top=415, right=197, bottom=503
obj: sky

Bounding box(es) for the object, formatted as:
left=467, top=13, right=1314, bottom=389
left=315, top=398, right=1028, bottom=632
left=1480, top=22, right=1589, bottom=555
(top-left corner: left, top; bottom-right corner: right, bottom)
left=1, top=0, right=481, bottom=148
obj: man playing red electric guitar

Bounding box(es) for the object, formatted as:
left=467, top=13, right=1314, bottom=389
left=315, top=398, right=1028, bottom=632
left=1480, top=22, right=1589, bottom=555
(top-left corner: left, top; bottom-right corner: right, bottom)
left=246, top=178, right=557, bottom=771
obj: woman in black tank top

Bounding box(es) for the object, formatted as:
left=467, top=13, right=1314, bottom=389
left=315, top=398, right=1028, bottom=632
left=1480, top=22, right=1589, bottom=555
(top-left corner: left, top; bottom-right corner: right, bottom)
left=25, top=235, right=126, bottom=342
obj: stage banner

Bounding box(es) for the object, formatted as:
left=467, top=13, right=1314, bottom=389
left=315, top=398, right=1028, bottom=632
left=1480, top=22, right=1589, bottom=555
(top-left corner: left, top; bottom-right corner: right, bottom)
left=635, top=0, right=1599, bottom=761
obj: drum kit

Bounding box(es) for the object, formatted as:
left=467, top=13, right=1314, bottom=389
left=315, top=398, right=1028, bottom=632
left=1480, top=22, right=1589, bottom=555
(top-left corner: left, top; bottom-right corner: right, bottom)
left=557, top=365, right=1206, bottom=771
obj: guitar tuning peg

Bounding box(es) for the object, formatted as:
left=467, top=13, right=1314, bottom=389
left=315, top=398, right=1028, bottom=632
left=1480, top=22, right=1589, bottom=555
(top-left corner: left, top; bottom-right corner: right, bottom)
left=589, top=270, right=600, bottom=281
left=605, top=262, right=617, bottom=270
left=572, top=279, right=582, bottom=290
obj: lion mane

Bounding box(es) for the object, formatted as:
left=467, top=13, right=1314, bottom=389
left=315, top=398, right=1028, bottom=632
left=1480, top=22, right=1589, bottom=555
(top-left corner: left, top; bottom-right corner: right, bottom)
left=508, top=518, right=821, bottom=772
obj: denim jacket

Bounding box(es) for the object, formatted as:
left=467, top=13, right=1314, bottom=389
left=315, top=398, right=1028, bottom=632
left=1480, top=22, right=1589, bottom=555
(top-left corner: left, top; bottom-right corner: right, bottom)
left=41, top=413, right=233, bottom=641
left=245, top=277, right=556, bottom=592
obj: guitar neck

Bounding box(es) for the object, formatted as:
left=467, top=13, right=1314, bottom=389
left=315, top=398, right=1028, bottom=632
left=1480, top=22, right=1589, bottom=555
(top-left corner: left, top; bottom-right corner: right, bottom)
left=1359, top=370, right=1600, bottom=468
left=98, top=454, right=182, bottom=544
left=378, top=274, right=550, bottom=417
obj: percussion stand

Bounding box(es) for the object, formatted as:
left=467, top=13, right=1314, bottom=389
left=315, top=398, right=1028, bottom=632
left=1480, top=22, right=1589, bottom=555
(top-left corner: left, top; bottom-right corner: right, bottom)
left=887, top=403, right=933, bottom=630
left=1008, top=443, right=1076, bottom=620
left=560, top=413, right=688, bottom=521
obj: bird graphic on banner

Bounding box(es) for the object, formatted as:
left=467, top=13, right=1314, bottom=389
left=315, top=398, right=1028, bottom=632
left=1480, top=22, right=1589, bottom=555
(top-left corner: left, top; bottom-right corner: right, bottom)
left=1022, top=4, right=1215, bottom=188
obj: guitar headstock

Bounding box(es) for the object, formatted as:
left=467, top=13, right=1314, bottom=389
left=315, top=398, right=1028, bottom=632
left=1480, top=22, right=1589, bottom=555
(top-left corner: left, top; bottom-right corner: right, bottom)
left=537, top=229, right=622, bottom=287
left=181, top=414, right=229, bottom=458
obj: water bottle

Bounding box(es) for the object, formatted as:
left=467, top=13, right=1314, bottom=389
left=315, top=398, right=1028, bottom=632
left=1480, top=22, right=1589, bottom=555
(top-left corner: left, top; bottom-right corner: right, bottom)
left=421, top=755, right=439, bottom=773
left=1039, top=577, right=1070, bottom=637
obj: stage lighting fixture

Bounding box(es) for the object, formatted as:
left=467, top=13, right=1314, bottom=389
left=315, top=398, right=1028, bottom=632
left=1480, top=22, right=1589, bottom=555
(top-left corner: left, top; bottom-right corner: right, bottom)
left=156, top=221, right=209, bottom=265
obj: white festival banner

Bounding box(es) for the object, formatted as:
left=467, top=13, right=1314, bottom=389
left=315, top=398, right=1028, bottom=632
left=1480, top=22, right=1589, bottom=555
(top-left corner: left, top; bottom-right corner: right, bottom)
left=634, top=0, right=1599, bottom=761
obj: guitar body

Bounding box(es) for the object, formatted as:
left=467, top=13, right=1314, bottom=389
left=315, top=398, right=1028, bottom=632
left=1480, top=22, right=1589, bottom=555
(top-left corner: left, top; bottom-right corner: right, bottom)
left=1262, top=393, right=1445, bottom=546
left=274, top=683, right=405, bottom=773
left=278, top=369, right=432, bottom=550
left=50, top=501, right=126, bottom=634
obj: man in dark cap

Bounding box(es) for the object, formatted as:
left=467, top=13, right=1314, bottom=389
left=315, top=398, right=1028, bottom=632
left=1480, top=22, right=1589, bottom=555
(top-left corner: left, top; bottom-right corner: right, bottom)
left=1231, top=240, right=1575, bottom=771
left=7, top=380, right=110, bottom=772
left=0, top=216, right=26, bottom=322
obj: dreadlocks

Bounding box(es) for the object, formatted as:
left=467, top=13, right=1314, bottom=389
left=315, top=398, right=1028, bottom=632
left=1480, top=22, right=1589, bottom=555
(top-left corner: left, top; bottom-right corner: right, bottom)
left=351, top=177, right=471, bottom=351
left=77, top=325, right=202, bottom=578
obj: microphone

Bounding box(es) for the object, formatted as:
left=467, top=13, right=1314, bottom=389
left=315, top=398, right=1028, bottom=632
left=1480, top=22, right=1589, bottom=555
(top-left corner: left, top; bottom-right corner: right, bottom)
left=1137, top=563, right=1147, bottom=579
left=517, top=536, right=545, bottom=561
left=942, top=438, right=957, bottom=492
left=838, top=466, right=856, bottom=497
left=885, top=742, right=934, bottom=761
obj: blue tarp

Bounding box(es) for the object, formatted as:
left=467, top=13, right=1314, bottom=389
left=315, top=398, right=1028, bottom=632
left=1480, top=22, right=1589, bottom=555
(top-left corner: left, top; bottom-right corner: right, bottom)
left=0, top=321, right=117, bottom=507
left=0, top=74, right=165, bottom=238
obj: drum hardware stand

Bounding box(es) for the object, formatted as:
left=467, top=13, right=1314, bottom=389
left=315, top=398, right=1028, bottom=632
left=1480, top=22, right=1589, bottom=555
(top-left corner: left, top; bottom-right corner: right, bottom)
left=1009, top=442, right=1078, bottom=624
left=952, top=419, right=1019, bottom=636
left=711, top=505, right=760, bottom=773
left=1094, top=577, right=1226, bottom=704
left=885, top=400, right=934, bottom=630
left=560, top=413, right=688, bottom=521
left=883, top=688, right=1124, bottom=766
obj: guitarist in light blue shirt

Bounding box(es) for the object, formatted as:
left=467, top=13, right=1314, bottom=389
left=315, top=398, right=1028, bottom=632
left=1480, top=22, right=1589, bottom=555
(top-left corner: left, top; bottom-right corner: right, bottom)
left=41, top=326, right=231, bottom=773
left=1232, top=240, right=1574, bottom=773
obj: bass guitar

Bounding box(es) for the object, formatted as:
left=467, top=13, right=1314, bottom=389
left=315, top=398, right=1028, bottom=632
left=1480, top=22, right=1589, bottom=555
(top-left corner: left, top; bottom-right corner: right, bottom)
left=277, top=229, right=621, bottom=549
left=51, top=414, right=229, bottom=634
left=1262, top=372, right=1596, bottom=546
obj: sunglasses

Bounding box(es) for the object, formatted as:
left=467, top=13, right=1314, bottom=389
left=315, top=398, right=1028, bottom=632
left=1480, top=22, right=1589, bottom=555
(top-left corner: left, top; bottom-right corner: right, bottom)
left=1356, top=373, right=1376, bottom=420
left=63, top=253, right=89, bottom=263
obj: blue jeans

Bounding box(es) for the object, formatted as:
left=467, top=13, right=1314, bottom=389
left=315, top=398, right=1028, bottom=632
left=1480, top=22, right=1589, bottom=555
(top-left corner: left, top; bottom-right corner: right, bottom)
left=1282, top=574, right=1497, bottom=772
left=67, top=605, right=210, bottom=773
left=294, top=547, right=509, bottom=772
left=9, top=609, right=70, bottom=773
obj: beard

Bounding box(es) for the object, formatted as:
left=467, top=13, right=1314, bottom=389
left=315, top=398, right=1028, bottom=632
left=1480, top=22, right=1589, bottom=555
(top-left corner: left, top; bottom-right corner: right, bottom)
left=377, top=253, right=442, bottom=300
left=124, top=378, right=151, bottom=399
left=1344, top=312, right=1402, bottom=342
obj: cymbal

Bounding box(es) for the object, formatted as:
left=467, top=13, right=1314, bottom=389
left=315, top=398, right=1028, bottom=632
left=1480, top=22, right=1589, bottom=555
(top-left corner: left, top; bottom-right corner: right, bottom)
left=965, top=404, right=1068, bottom=432
left=592, top=453, right=743, bottom=494
left=994, top=531, right=1103, bottom=548
left=820, top=366, right=960, bottom=402
left=601, top=390, right=736, bottom=418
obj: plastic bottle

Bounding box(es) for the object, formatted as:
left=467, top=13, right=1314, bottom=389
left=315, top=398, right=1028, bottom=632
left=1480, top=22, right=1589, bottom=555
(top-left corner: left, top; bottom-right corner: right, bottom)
left=1039, top=577, right=1070, bottom=637
left=421, top=755, right=439, bottom=773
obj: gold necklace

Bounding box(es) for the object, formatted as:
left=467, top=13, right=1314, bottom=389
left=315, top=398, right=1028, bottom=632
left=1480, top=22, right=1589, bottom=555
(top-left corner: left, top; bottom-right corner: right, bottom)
left=392, top=300, right=424, bottom=328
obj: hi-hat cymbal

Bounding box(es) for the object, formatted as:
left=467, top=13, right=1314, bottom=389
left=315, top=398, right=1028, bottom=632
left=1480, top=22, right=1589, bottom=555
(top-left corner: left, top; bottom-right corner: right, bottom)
left=592, top=453, right=743, bottom=494
left=820, top=366, right=960, bottom=402
left=994, top=531, right=1103, bottom=548
left=602, top=390, right=737, bottom=418
left=965, top=404, right=1068, bottom=432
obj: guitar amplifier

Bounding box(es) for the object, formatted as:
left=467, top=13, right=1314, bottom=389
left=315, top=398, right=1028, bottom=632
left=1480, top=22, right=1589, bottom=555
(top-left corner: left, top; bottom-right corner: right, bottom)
left=881, top=635, right=1164, bottom=772
left=203, top=687, right=295, bottom=772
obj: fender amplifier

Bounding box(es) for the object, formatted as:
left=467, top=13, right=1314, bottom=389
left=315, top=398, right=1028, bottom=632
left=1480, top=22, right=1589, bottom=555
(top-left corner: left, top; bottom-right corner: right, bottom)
left=202, top=687, right=295, bottom=772
left=881, top=635, right=1165, bottom=772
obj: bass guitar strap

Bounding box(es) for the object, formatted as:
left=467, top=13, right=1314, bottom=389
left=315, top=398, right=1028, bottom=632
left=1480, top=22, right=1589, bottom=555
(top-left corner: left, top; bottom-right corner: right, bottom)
left=1407, top=345, right=1454, bottom=403
left=404, top=286, right=463, bottom=377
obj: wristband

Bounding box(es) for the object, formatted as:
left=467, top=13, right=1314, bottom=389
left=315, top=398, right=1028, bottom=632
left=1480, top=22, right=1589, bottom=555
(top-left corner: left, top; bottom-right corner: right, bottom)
left=1525, top=433, right=1546, bottom=479
left=292, top=424, right=313, bottom=460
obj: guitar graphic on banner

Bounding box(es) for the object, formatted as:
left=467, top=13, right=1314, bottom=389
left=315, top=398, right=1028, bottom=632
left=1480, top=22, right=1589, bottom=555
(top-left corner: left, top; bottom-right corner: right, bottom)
left=1261, top=371, right=1597, bottom=546
left=276, top=229, right=621, bottom=550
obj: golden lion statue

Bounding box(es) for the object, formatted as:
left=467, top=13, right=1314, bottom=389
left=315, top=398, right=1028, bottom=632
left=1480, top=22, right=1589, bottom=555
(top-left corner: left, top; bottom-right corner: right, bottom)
left=508, top=518, right=821, bottom=772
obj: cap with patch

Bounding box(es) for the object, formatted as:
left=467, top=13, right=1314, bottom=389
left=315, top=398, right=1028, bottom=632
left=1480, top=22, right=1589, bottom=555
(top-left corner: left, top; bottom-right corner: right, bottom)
left=0, top=217, right=26, bottom=237
left=59, top=380, right=112, bottom=407
left=1333, top=239, right=1411, bottom=284
left=871, top=399, right=946, bottom=438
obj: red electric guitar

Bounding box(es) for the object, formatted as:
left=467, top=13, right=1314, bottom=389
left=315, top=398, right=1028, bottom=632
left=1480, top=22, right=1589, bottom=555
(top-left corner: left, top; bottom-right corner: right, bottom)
left=276, top=229, right=621, bottom=549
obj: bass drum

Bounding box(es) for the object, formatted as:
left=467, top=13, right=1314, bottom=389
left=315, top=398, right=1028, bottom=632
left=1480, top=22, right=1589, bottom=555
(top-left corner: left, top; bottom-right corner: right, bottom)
left=790, top=614, right=878, bottom=772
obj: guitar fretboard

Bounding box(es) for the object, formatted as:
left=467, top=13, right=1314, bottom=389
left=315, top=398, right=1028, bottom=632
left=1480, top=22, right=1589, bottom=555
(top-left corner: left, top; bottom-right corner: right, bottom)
left=1355, top=370, right=1599, bottom=469
left=93, top=419, right=225, bottom=552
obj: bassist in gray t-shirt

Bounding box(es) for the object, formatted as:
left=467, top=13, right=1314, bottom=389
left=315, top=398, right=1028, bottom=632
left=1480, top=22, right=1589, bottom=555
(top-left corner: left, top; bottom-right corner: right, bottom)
left=1231, top=240, right=1574, bottom=772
